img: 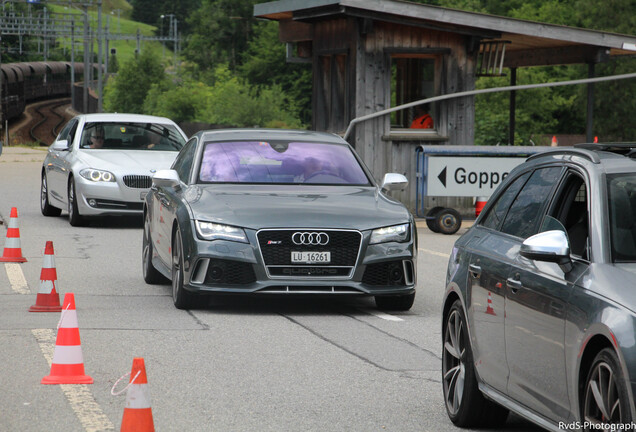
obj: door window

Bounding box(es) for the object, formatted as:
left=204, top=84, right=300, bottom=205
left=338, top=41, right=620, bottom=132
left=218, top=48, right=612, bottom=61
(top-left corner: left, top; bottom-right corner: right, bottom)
left=500, top=167, right=562, bottom=239
left=480, top=172, right=530, bottom=231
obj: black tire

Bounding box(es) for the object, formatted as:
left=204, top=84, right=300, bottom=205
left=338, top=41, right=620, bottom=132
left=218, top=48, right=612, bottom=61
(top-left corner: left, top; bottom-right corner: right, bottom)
left=142, top=212, right=168, bottom=284
left=41, top=173, right=61, bottom=216
left=426, top=206, right=444, bottom=232
left=582, top=348, right=632, bottom=430
left=67, top=178, right=84, bottom=226
left=442, top=300, right=509, bottom=428
left=436, top=208, right=462, bottom=235
left=375, top=292, right=415, bottom=311
left=171, top=229, right=198, bottom=309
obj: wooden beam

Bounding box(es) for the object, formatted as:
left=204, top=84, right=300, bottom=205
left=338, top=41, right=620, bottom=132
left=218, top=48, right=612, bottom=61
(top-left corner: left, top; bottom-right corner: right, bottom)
left=279, top=20, right=314, bottom=42
left=503, top=45, right=610, bottom=67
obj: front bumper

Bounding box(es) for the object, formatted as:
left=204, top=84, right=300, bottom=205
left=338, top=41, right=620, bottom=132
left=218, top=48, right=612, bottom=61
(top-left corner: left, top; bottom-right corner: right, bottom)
left=180, top=227, right=416, bottom=297
left=76, top=175, right=149, bottom=216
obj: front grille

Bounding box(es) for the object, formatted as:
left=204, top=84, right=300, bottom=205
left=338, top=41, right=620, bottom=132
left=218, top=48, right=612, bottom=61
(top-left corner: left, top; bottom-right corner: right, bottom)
left=362, top=261, right=406, bottom=286
left=257, top=229, right=362, bottom=279
left=203, top=259, right=256, bottom=285
left=123, top=175, right=152, bottom=189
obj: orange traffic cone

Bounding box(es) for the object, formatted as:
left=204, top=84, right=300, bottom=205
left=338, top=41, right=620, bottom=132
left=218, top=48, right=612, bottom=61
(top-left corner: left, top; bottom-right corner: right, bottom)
left=551, top=135, right=558, bottom=147
left=120, top=358, right=155, bottom=432
left=29, top=241, right=62, bottom=312
left=41, top=293, right=93, bottom=384
left=485, top=292, right=496, bottom=316
left=0, top=207, right=27, bottom=262
left=475, top=197, right=488, bottom=218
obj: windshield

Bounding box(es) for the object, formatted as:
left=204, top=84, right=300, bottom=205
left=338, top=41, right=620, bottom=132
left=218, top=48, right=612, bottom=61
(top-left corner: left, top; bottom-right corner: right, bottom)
left=80, top=122, right=185, bottom=151
left=198, top=141, right=371, bottom=185
left=608, top=174, right=636, bottom=263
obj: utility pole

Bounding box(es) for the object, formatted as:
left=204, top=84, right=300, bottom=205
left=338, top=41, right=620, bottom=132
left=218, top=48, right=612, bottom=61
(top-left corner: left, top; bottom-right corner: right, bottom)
left=82, top=3, right=88, bottom=113
left=97, top=1, right=102, bottom=112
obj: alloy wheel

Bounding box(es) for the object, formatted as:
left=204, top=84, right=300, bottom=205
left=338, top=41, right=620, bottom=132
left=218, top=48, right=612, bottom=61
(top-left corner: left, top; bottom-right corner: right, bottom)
left=443, top=308, right=466, bottom=416
left=584, top=357, right=623, bottom=429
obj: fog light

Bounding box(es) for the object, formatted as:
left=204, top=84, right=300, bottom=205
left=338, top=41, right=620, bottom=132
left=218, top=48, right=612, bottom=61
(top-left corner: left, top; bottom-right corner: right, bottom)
left=88, top=199, right=97, bottom=207
left=389, top=264, right=404, bottom=283
left=209, top=266, right=224, bottom=281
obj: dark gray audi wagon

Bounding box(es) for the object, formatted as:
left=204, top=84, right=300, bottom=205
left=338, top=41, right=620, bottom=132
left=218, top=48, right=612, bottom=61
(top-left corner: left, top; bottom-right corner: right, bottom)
left=443, top=143, right=636, bottom=431
left=142, top=129, right=417, bottom=310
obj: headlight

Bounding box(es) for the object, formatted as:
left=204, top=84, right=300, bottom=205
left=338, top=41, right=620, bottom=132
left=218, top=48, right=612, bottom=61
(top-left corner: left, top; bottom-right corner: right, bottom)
left=195, top=221, right=248, bottom=243
left=80, top=168, right=115, bottom=182
left=370, top=223, right=410, bottom=244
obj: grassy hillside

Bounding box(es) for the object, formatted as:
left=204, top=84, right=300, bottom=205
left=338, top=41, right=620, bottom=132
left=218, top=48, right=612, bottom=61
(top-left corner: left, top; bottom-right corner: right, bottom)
left=46, top=1, right=172, bottom=66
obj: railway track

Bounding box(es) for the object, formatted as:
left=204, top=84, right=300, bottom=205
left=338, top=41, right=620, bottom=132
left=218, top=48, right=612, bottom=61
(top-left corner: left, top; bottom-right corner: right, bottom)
left=9, top=98, right=73, bottom=147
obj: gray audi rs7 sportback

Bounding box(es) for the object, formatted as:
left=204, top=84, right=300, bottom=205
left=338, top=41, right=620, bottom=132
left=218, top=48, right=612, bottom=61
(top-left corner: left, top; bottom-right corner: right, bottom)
left=143, top=129, right=417, bottom=310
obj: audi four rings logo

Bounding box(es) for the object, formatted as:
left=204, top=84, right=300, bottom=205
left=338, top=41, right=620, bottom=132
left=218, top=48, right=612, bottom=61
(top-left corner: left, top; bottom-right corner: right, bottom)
left=292, top=232, right=330, bottom=246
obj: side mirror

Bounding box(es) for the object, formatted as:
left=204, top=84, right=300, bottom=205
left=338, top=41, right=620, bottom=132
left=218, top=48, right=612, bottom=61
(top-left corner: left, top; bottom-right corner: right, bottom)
left=51, top=139, right=69, bottom=151
left=520, top=230, right=572, bottom=273
left=381, top=173, right=408, bottom=191
left=152, top=169, right=181, bottom=188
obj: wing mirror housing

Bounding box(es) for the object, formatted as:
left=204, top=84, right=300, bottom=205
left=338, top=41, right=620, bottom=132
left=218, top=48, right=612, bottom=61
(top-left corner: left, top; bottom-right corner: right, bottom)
left=51, top=139, right=69, bottom=151
left=381, top=173, right=408, bottom=191
left=520, top=230, right=572, bottom=273
left=152, top=169, right=181, bottom=189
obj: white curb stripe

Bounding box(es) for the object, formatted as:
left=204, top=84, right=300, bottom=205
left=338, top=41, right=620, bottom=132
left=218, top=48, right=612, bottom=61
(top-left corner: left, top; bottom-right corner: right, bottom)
left=5, top=263, right=29, bottom=294
left=32, top=329, right=115, bottom=432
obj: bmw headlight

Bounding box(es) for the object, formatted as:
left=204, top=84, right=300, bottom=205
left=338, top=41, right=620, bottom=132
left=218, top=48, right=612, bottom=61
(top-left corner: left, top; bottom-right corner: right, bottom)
left=370, top=223, right=410, bottom=244
left=195, top=221, right=248, bottom=243
left=80, top=168, right=115, bottom=182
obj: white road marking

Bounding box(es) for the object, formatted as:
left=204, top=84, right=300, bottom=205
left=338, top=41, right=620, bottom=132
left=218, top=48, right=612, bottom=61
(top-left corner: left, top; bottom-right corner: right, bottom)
left=361, top=309, right=404, bottom=322
left=32, top=329, right=115, bottom=432
left=419, top=248, right=450, bottom=258
left=5, top=262, right=113, bottom=431
left=5, top=263, right=30, bottom=294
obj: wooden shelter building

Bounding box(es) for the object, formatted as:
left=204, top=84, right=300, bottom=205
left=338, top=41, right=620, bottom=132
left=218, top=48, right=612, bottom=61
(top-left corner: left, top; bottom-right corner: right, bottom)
left=254, top=0, right=636, bottom=212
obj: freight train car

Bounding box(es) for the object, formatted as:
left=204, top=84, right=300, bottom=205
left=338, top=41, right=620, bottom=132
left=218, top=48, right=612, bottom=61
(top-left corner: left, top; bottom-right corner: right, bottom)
left=0, top=61, right=86, bottom=123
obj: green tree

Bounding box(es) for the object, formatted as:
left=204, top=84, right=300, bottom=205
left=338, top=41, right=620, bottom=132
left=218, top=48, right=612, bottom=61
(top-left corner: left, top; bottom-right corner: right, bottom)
left=203, top=65, right=302, bottom=128
left=103, top=50, right=166, bottom=113
left=144, top=81, right=208, bottom=123
left=184, top=0, right=260, bottom=72
left=239, top=21, right=312, bottom=125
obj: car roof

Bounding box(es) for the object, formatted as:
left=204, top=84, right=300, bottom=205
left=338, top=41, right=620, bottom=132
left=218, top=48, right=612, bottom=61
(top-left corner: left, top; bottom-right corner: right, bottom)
left=194, top=128, right=348, bottom=145
left=526, top=143, right=636, bottom=173
left=77, top=113, right=178, bottom=124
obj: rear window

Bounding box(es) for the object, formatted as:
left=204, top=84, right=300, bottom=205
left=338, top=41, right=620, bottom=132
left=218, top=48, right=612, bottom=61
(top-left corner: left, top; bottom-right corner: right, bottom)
left=198, top=141, right=371, bottom=185
left=608, top=174, right=636, bottom=262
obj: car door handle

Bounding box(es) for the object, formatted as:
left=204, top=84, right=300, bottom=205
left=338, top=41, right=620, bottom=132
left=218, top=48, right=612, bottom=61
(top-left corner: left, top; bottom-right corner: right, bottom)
left=506, top=277, right=523, bottom=293
left=468, top=264, right=481, bottom=279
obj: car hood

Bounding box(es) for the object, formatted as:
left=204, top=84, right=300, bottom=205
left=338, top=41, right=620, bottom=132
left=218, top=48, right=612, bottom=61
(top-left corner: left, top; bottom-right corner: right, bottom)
left=76, top=150, right=177, bottom=174
left=185, top=185, right=412, bottom=231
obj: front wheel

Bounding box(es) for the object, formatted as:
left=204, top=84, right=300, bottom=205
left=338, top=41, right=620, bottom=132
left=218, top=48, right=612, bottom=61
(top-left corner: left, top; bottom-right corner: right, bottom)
left=171, top=229, right=197, bottom=309
left=582, top=348, right=632, bottom=430
left=442, top=300, right=508, bottom=427
left=68, top=178, right=84, bottom=226
left=41, top=173, right=61, bottom=216
left=142, top=212, right=168, bottom=284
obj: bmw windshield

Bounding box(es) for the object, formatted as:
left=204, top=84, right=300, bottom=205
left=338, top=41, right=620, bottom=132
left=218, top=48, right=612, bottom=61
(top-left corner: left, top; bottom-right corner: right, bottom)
left=198, top=141, right=371, bottom=185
